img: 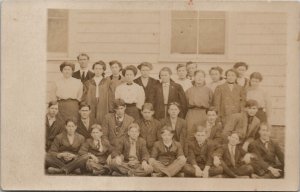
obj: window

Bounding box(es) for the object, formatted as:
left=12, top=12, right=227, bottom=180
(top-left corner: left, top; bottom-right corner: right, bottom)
left=47, top=9, right=69, bottom=57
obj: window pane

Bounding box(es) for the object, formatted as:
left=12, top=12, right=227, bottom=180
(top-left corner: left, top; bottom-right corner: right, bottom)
left=198, top=19, right=225, bottom=54
left=47, top=9, right=68, bottom=53
left=171, top=19, right=197, bottom=54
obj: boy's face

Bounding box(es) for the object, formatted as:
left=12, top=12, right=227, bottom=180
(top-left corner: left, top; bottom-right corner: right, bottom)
left=125, top=70, right=135, bottom=83
left=194, top=131, right=207, bottom=143
left=91, top=129, right=103, bottom=140
left=141, top=108, right=154, bottom=120
left=259, top=125, right=271, bottom=140
left=78, top=55, right=89, bottom=69
left=207, top=111, right=217, bottom=123
left=228, top=133, right=240, bottom=146
left=226, top=71, right=237, bottom=83
left=79, top=106, right=91, bottom=119
left=168, top=105, right=180, bottom=118
left=110, top=63, right=121, bottom=76
left=187, top=64, right=197, bottom=76
left=210, top=69, right=221, bottom=82
left=93, top=64, right=104, bottom=77
left=62, top=66, right=73, bottom=78
left=177, top=67, right=187, bottom=79
left=140, top=66, right=150, bottom=78
left=250, top=78, right=260, bottom=88
left=128, top=127, right=140, bottom=140
left=236, top=66, right=247, bottom=77
left=115, top=106, right=126, bottom=117
left=161, top=131, right=173, bottom=143
left=65, top=122, right=77, bottom=134
left=48, top=104, right=59, bottom=117
left=160, top=71, right=171, bottom=83
left=246, top=106, right=258, bottom=117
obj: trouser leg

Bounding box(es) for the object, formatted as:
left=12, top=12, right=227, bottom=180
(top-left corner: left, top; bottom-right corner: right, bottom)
left=63, top=155, right=89, bottom=174
left=234, top=164, right=254, bottom=176
left=182, top=164, right=196, bottom=177
left=149, top=160, right=169, bottom=176
left=45, top=153, right=66, bottom=169
left=208, top=166, right=223, bottom=177
left=165, top=157, right=186, bottom=177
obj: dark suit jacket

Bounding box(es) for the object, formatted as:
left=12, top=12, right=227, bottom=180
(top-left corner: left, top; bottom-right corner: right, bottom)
left=72, top=70, right=95, bottom=83
left=78, top=137, right=113, bottom=164
left=134, top=77, right=159, bottom=103
left=136, top=118, right=161, bottom=150
left=213, top=82, right=246, bottom=121
left=102, top=113, right=134, bottom=146
left=46, top=115, right=64, bottom=151
left=151, top=140, right=184, bottom=165
left=223, top=112, right=260, bottom=143
left=111, top=136, right=150, bottom=162
left=199, top=120, right=224, bottom=145
left=150, top=81, right=187, bottom=119
left=187, top=139, right=217, bottom=166
left=76, top=117, right=97, bottom=139
left=48, top=132, right=85, bottom=155
left=214, top=144, right=246, bottom=168
left=248, top=138, right=284, bottom=171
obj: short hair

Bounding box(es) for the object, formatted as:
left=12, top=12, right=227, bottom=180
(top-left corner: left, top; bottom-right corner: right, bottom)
left=250, top=72, right=263, bottom=82
left=259, top=122, right=270, bottom=131
left=233, top=62, right=248, bottom=70
left=195, top=125, right=208, bottom=134
left=160, top=126, right=175, bottom=135
left=90, top=124, right=103, bottom=132
left=77, top=53, right=90, bottom=60
left=65, top=118, right=77, bottom=126
left=209, top=66, right=223, bottom=75
left=59, top=61, right=75, bottom=72
left=109, top=60, right=123, bottom=71
left=122, top=65, right=138, bottom=76
left=79, top=103, right=91, bottom=110
left=92, top=60, right=106, bottom=77
left=228, top=130, right=240, bottom=138
left=113, top=99, right=126, bottom=109
left=159, top=67, right=172, bottom=78
left=194, top=69, right=206, bottom=77
left=128, top=123, right=140, bottom=132
left=245, top=99, right=259, bottom=108
left=168, top=102, right=181, bottom=111
left=206, top=106, right=218, bottom=115
left=225, top=68, right=239, bottom=77
left=141, top=103, right=154, bottom=111
left=186, top=61, right=195, bottom=67
left=137, top=62, right=153, bottom=70
left=48, top=100, right=58, bottom=108
left=176, top=63, right=186, bottom=71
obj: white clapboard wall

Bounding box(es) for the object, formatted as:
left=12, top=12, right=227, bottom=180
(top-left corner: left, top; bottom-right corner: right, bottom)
left=47, top=10, right=288, bottom=125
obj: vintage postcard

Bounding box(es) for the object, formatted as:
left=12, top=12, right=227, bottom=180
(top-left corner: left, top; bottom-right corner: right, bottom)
left=1, top=0, right=299, bottom=191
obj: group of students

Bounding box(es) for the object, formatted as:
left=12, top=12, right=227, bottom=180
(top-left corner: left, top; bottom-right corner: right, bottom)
left=45, top=53, right=284, bottom=178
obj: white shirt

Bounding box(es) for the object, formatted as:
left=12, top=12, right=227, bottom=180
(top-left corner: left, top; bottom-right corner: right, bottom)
left=115, top=82, right=145, bottom=109
left=55, top=76, right=83, bottom=101
left=93, top=76, right=103, bottom=98
left=175, top=78, right=193, bottom=92
left=162, top=82, right=170, bottom=105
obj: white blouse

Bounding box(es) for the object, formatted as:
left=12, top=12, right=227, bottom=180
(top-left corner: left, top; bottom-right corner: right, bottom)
left=54, top=76, right=83, bottom=101
left=115, top=82, right=145, bottom=109
left=175, top=78, right=193, bottom=92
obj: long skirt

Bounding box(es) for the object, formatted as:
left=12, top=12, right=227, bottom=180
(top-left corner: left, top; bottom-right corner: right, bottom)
left=186, top=108, right=207, bottom=139
left=58, top=99, right=79, bottom=122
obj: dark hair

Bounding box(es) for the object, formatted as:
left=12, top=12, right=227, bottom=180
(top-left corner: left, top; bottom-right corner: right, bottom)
left=109, top=60, right=123, bottom=71
left=59, top=61, right=75, bottom=72
left=122, top=65, right=138, bottom=76
left=159, top=67, right=172, bottom=79
left=194, top=69, right=206, bottom=77
left=209, top=66, right=223, bottom=75
left=176, top=63, right=186, bottom=71
left=228, top=130, right=240, bottom=139
left=259, top=122, right=270, bottom=131
left=77, top=53, right=90, bottom=60
left=65, top=118, right=77, bottom=126
left=233, top=62, right=248, bottom=70
left=92, top=60, right=106, bottom=77
left=113, top=99, right=126, bottom=109
left=206, top=106, right=218, bottom=115
left=225, top=68, right=239, bottom=77
left=90, top=124, right=103, bottom=132
left=141, top=103, right=154, bottom=111
left=195, top=125, right=208, bottom=134
left=186, top=61, right=195, bottom=67
left=160, top=125, right=175, bottom=135
left=48, top=100, right=58, bottom=108
left=137, top=62, right=153, bottom=70
left=79, top=103, right=91, bottom=110
left=128, top=123, right=140, bottom=132
left=250, top=72, right=263, bottom=82
left=245, top=99, right=259, bottom=108
left=168, top=102, right=181, bottom=111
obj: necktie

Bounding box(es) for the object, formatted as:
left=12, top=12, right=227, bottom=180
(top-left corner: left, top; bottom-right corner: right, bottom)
left=145, top=120, right=151, bottom=127
left=81, top=71, right=85, bottom=82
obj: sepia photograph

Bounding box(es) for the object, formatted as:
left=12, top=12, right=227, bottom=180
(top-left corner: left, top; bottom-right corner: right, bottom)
left=1, top=0, right=299, bottom=191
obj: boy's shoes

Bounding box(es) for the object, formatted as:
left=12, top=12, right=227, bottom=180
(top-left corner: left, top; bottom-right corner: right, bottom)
left=251, top=173, right=261, bottom=179
left=175, top=172, right=185, bottom=177
left=47, top=167, right=63, bottom=174
left=151, top=172, right=164, bottom=177
left=111, top=171, right=123, bottom=176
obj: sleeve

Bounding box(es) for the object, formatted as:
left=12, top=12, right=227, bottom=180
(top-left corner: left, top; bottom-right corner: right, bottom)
left=187, top=143, right=197, bottom=165
left=136, top=86, right=145, bottom=109
left=48, top=136, right=61, bottom=155
left=78, top=140, right=90, bottom=156
left=248, top=142, right=270, bottom=170
left=274, top=142, right=284, bottom=166
left=240, top=87, right=246, bottom=111
left=141, top=139, right=150, bottom=161
left=213, top=123, right=224, bottom=145
left=77, top=82, right=83, bottom=101
left=213, top=85, right=222, bottom=118
left=81, top=81, right=89, bottom=103
left=111, top=137, right=124, bottom=158
left=178, top=85, right=188, bottom=117
left=206, top=142, right=216, bottom=166
left=223, top=114, right=238, bottom=139
left=114, top=85, right=121, bottom=100
left=150, top=142, right=159, bottom=159
left=176, top=142, right=185, bottom=158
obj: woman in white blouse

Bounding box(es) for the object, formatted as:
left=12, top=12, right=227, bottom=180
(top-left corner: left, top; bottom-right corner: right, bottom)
left=115, top=65, right=145, bottom=121
left=54, top=62, right=83, bottom=121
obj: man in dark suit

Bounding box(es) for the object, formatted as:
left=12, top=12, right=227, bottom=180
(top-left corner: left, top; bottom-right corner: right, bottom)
left=248, top=123, right=284, bottom=178
left=102, top=99, right=135, bottom=146
left=223, top=100, right=261, bottom=152
left=134, top=62, right=159, bottom=103
left=72, top=53, right=94, bottom=83
left=109, top=123, right=153, bottom=176
left=76, top=103, right=97, bottom=139
left=46, top=101, right=64, bottom=151
left=149, top=67, right=187, bottom=119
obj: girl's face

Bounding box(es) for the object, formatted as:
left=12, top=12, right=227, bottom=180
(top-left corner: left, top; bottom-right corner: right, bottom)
left=226, top=71, right=237, bottom=83
left=250, top=78, right=261, bottom=88
left=168, top=105, right=180, bottom=118
left=236, top=66, right=247, bottom=77
left=194, top=72, right=205, bottom=85
left=125, top=70, right=135, bottom=83
left=210, top=69, right=221, bottom=82
left=93, top=64, right=104, bottom=77
left=110, top=64, right=121, bottom=76
left=65, top=122, right=77, bottom=135
left=177, top=67, right=187, bottom=79
left=140, top=66, right=150, bottom=78
left=91, top=128, right=103, bottom=140
left=62, top=66, right=73, bottom=78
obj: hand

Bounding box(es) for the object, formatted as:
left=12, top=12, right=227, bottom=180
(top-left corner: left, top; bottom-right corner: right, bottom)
left=268, top=167, right=281, bottom=177
left=106, top=155, right=112, bottom=165
left=90, top=154, right=99, bottom=163
left=63, top=155, right=73, bottom=162
left=115, top=156, right=122, bottom=165
left=177, top=155, right=186, bottom=162
left=148, top=158, right=155, bottom=165
left=202, top=169, right=209, bottom=178
left=195, top=167, right=203, bottom=177
left=242, top=142, right=249, bottom=152
left=242, top=153, right=253, bottom=164
left=213, top=156, right=221, bottom=167
left=141, top=161, right=152, bottom=172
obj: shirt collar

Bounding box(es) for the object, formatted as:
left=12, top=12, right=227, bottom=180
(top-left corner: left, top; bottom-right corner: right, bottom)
left=116, top=114, right=124, bottom=121
left=47, top=115, right=56, bottom=121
